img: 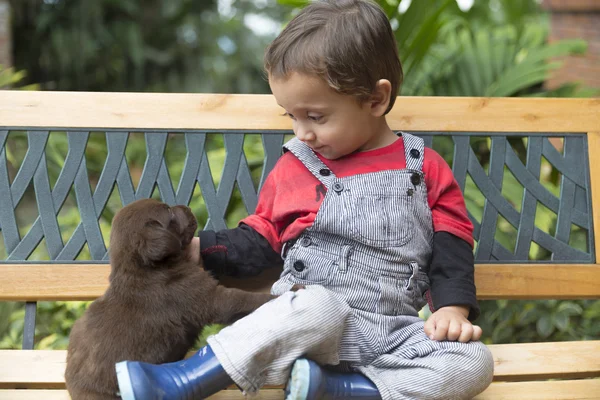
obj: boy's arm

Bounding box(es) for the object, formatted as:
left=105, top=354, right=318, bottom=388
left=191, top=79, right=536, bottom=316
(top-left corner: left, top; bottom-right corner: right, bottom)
left=197, top=224, right=283, bottom=277
left=423, top=148, right=480, bottom=335
left=428, top=231, right=479, bottom=321
left=193, top=157, right=293, bottom=277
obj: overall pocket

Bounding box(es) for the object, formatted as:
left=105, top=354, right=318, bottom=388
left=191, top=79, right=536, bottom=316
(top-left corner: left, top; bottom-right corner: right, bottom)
left=349, top=187, right=415, bottom=248
left=376, top=263, right=429, bottom=317
left=376, top=275, right=417, bottom=316
left=284, top=246, right=336, bottom=284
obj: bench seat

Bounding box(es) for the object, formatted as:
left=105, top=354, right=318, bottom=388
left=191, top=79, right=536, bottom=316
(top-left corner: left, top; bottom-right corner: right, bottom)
left=1, top=341, right=599, bottom=398
left=3, top=380, right=600, bottom=400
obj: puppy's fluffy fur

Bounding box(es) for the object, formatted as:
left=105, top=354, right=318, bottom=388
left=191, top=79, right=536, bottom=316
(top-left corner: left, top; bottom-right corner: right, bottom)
left=65, top=199, right=273, bottom=399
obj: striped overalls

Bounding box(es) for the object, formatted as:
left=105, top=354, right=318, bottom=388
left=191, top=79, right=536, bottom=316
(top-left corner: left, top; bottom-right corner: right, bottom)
left=207, top=133, right=494, bottom=399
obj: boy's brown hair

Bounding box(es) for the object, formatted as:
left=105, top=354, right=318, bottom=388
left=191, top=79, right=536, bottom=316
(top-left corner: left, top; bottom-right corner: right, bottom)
left=264, top=0, right=402, bottom=114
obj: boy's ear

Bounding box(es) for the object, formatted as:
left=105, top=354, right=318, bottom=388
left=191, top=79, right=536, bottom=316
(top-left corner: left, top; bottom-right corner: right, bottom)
left=369, top=79, right=392, bottom=117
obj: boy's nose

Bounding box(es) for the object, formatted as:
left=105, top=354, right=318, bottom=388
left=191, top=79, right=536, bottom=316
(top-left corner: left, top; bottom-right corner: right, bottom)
left=295, top=124, right=315, bottom=142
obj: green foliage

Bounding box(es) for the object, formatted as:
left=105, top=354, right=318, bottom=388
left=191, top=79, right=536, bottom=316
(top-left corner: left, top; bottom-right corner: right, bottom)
left=478, top=300, right=600, bottom=344
left=412, top=26, right=587, bottom=97
left=0, top=65, right=39, bottom=90
left=9, top=0, right=286, bottom=93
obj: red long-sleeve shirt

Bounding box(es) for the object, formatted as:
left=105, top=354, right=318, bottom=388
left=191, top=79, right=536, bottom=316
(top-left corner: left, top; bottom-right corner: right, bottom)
left=242, top=137, right=473, bottom=254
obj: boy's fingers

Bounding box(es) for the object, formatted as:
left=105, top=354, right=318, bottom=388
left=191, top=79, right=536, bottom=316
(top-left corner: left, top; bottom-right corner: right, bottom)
left=433, top=319, right=449, bottom=341
left=472, top=325, right=483, bottom=341
left=424, top=317, right=436, bottom=339
left=458, top=323, right=474, bottom=343
left=446, top=319, right=462, bottom=341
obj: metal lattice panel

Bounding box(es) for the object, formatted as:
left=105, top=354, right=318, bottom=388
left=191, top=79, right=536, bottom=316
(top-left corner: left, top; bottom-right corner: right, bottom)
left=0, top=130, right=286, bottom=262
left=0, top=130, right=593, bottom=263
left=419, top=132, right=593, bottom=263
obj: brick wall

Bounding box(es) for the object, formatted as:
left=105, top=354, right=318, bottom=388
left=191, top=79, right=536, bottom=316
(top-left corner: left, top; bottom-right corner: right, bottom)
left=0, top=0, right=11, bottom=68
left=543, top=0, right=600, bottom=90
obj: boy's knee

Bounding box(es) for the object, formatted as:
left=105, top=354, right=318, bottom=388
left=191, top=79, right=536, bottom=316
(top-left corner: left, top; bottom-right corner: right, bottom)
left=292, top=285, right=351, bottom=326
left=457, top=342, right=494, bottom=395
left=428, top=342, right=494, bottom=399
left=470, top=342, right=494, bottom=381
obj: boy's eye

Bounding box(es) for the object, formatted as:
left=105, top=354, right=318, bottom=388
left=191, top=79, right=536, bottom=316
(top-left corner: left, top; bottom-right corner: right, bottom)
left=281, top=112, right=296, bottom=120
left=308, top=115, right=322, bottom=122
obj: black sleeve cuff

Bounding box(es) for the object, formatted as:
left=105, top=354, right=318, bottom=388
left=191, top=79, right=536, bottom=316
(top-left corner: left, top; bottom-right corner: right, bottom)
left=198, top=229, right=231, bottom=275
left=428, top=231, right=480, bottom=321
left=430, top=279, right=479, bottom=321
left=198, top=224, right=282, bottom=277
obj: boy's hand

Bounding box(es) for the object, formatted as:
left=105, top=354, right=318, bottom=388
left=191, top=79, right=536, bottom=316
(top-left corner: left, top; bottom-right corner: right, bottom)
left=424, top=305, right=482, bottom=343
left=189, top=236, right=201, bottom=265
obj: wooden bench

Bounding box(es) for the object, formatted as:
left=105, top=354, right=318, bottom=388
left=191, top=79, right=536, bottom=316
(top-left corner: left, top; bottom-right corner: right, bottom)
left=0, top=91, right=599, bottom=399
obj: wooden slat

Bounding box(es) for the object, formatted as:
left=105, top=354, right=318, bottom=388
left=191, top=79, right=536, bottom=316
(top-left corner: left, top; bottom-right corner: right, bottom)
left=474, top=379, right=600, bottom=400
left=0, top=388, right=284, bottom=400
left=0, top=390, right=70, bottom=400
left=0, top=351, right=65, bottom=389
left=2, top=380, right=599, bottom=400
left=587, top=131, right=600, bottom=263
left=474, top=264, right=600, bottom=300
left=2, top=342, right=598, bottom=389
left=1, top=264, right=600, bottom=301
left=0, top=264, right=110, bottom=301
left=0, top=91, right=598, bottom=132
left=491, top=341, right=600, bottom=381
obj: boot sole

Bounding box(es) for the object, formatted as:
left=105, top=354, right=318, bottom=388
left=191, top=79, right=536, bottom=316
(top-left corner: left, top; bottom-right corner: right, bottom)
left=115, top=361, right=137, bottom=400
left=285, top=359, right=311, bottom=400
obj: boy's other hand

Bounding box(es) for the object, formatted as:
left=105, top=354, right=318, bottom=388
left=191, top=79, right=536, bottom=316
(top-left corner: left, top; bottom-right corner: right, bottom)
left=424, top=305, right=482, bottom=343
left=189, top=236, right=201, bottom=265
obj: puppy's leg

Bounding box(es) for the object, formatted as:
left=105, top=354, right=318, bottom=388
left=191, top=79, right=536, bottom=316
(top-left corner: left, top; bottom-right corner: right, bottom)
left=211, top=286, right=274, bottom=324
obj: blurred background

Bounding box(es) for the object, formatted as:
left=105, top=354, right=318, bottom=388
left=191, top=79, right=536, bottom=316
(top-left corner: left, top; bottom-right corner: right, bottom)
left=1, top=0, right=599, bottom=350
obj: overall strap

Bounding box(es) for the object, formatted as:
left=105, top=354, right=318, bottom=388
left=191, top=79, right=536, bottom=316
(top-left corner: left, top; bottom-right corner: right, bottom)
left=400, top=132, right=425, bottom=172
left=283, top=137, right=337, bottom=187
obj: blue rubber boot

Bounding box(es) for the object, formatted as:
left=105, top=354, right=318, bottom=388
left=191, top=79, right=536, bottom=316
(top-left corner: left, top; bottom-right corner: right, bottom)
left=285, top=359, right=382, bottom=400
left=115, top=345, right=233, bottom=400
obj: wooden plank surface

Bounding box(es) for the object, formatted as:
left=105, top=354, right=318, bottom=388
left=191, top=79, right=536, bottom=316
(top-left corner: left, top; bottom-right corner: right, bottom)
left=474, top=264, right=600, bottom=300
left=473, top=379, right=600, bottom=400
left=0, top=388, right=284, bottom=400
left=0, top=379, right=599, bottom=400
left=0, top=91, right=598, bottom=132
left=491, top=341, right=600, bottom=381
left=2, top=342, right=599, bottom=389
left=0, top=351, right=66, bottom=389
left=1, top=263, right=600, bottom=301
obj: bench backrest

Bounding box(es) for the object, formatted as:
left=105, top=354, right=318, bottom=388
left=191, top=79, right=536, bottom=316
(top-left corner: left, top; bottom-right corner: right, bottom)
left=1, top=91, right=599, bottom=349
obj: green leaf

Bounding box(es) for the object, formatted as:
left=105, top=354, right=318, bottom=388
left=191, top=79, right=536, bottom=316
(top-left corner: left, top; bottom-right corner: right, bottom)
left=401, top=0, right=452, bottom=79
left=553, top=312, right=570, bottom=332
left=518, top=305, right=539, bottom=325
left=536, top=315, right=554, bottom=338
left=474, top=30, right=494, bottom=90
left=380, top=0, right=400, bottom=19
left=557, top=302, right=583, bottom=316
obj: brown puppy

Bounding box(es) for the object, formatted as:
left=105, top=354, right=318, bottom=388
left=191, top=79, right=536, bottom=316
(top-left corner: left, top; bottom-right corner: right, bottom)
left=65, top=199, right=274, bottom=399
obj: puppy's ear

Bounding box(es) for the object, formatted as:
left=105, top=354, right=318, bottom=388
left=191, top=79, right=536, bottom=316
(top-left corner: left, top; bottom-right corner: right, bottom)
left=169, top=206, right=197, bottom=247
left=138, top=220, right=181, bottom=267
